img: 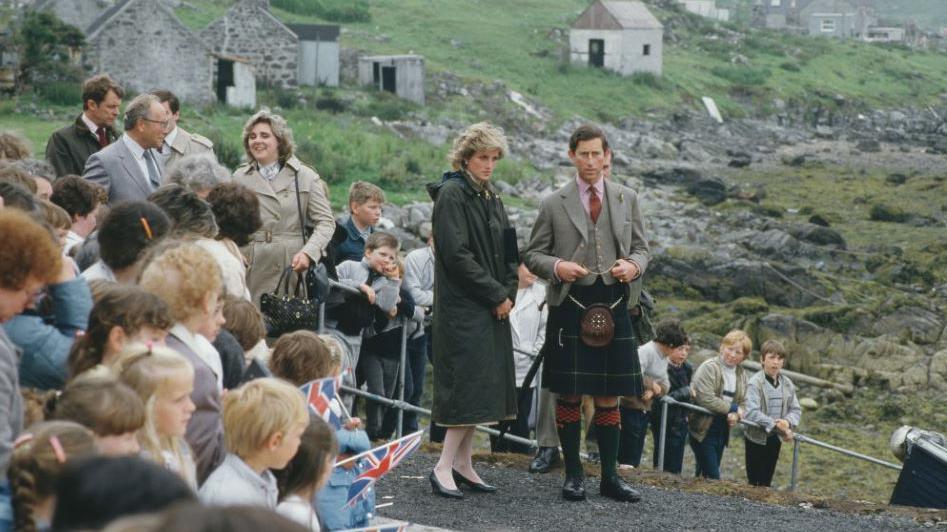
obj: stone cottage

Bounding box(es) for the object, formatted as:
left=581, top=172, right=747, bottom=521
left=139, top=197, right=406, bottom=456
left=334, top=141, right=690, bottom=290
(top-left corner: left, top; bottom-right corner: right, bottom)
left=200, top=0, right=299, bottom=88
left=569, top=0, right=664, bottom=77
left=33, top=0, right=113, bottom=32
left=801, top=0, right=875, bottom=39
left=751, top=0, right=810, bottom=30
left=84, top=0, right=215, bottom=104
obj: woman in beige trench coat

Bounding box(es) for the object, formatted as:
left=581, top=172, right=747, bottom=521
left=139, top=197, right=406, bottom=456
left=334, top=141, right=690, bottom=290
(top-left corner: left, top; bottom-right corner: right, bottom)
left=233, top=110, right=335, bottom=305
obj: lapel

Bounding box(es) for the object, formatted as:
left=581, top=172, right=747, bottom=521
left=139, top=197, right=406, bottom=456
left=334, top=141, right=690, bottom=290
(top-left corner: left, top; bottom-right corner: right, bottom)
left=560, top=179, right=587, bottom=243
left=604, top=179, right=626, bottom=255
left=241, top=163, right=279, bottom=200
left=170, top=127, right=189, bottom=156
left=114, top=138, right=152, bottom=197
left=270, top=157, right=300, bottom=196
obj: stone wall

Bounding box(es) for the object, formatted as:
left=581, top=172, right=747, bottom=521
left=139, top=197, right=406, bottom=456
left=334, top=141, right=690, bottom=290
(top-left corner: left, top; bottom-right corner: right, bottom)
left=84, top=0, right=214, bottom=104
left=200, top=0, right=298, bottom=88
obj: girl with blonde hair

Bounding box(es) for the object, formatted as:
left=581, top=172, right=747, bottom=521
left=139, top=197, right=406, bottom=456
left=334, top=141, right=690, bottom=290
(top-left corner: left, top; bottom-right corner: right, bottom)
left=114, top=344, right=198, bottom=489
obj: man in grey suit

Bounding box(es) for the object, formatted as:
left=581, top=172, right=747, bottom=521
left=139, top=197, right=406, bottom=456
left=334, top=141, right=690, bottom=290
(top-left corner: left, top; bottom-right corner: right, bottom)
left=524, top=124, right=649, bottom=503
left=82, top=93, right=170, bottom=204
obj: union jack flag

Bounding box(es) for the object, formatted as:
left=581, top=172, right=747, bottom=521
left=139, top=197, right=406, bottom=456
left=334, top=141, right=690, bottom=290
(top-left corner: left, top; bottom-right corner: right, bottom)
left=344, top=431, right=423, bottom=508
left=299, top=376, right=342, bottom=430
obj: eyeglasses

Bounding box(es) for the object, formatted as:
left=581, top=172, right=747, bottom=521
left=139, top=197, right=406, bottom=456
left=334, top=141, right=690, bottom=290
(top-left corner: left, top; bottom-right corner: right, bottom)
left=143, top=117, right=171, bottom=130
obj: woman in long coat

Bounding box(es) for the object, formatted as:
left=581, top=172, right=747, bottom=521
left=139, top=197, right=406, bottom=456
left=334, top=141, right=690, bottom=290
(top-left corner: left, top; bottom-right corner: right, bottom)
left=427, top=122, right=519, bottom=498
left=233, top=110, right=335, bottom=304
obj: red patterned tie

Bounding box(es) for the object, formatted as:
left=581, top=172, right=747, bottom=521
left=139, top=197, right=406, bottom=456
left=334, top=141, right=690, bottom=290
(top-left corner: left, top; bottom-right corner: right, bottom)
left=96, top=127, right=108, bottom=148
left=589, top=187, right=601, bottom=224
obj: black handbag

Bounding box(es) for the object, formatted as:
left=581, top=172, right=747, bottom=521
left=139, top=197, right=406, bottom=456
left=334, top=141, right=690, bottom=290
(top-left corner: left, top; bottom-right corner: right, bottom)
left=293, top=172, right=331, bottom=303
left=260, top=267, right=320, bottom=336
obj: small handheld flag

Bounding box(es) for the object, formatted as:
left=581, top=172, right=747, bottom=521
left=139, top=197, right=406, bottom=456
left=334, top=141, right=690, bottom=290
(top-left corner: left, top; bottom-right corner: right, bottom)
left=343, top=431, right=423, bottom=508
left=300, top=376, right=342, bottom=430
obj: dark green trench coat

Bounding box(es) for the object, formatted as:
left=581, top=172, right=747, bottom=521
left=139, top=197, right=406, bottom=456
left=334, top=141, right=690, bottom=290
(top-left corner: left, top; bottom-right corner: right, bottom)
left=428, top=171, right=519, bottom=426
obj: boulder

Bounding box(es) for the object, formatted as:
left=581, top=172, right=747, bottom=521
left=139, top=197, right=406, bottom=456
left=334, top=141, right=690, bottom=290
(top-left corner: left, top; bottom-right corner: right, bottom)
left=637, top=134, right=679, bottom=160
left=785, top=223, right=846, bottom=249
left=641, top=166, right=703, bottom=187
left=678, top=140, right=711, bottom=162
left=799, top=397, right=819, bottom=410
left=855, top=139, right=881, bottom=153
left=871, top=306, right=945, bottom=345
left=687, top=177, right=728, bottom=205
left=930, top=349, right=947, bottom=390
left=727, top=151, right=752, bottom=168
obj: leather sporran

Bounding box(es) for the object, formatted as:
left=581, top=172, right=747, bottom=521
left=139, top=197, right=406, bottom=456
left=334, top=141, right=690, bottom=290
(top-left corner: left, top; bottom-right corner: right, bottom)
left=260, top=267, right=319, bottom=336
left=578, top=303, right=615, bottom=347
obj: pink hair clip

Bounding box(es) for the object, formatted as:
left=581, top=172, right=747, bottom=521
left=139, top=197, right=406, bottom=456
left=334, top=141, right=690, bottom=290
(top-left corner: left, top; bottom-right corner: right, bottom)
left=13, top=433, right=34, bottom=448
left=48, top=436, right=67, bottom=464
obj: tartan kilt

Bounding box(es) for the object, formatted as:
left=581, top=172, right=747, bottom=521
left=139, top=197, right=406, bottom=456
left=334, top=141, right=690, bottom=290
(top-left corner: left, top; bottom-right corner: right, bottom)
left=541, top=280, right=644, bottom=397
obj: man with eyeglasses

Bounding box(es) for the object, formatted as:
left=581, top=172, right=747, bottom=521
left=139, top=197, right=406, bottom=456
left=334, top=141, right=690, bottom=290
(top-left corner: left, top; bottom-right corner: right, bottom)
left=82, top=93, right=171, bottom=204
left=524, top=124, right=649, bottom=503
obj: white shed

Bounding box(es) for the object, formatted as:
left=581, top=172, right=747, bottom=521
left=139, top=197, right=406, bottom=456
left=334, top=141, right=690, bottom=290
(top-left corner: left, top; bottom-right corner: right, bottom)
left=287, top=24, right=340, bottom=87
left=569, top=0, right=664, bottom=76
left=357, top=54, right=425, bottom=105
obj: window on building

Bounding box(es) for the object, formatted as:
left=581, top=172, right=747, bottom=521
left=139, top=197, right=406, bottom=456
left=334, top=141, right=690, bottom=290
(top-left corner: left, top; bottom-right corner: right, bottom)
left=771, top=0, right=780, bottom=6
left=643, top=44, right=651, bottom=56
left=821, top=19, right=836, bottom=32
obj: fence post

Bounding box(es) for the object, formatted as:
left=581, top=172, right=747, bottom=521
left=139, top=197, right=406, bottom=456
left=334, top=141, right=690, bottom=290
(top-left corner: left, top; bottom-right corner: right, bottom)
left=396, top=317, right=408, bottom=438
left=657, top=399, right=668, bottom=472
left=790, top=438, right=800, bottom=492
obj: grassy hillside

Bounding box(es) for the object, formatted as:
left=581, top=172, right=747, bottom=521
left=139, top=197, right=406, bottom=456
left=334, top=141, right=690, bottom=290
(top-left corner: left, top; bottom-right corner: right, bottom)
left=175, top=0, right=947, bottom=122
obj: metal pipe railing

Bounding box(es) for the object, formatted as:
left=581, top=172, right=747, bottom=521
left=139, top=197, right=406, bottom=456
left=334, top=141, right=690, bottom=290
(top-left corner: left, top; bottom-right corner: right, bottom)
left=656, top=395, right=901, bottom=489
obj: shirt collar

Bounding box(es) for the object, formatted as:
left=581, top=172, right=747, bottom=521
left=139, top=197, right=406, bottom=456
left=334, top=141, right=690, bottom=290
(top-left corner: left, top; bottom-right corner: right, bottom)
left=81, top=113, right=101, bottom=135
left=122, top=134, right=148, bottom=160
left=463, top=170, right=493, bottom=196
left=576, top=174, right=604, bottom=196
left=259, top=161, right=280, bottom=181
left=224, top=453, right=278, bottom=493
left=164, top=126, right=179, bottom=150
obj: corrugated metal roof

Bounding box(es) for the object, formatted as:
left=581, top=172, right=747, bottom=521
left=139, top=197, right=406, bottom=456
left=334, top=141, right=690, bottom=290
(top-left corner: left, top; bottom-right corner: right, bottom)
left=600, top=1, right=662, bottom=29
left=287, top=24, right=340, bottom=42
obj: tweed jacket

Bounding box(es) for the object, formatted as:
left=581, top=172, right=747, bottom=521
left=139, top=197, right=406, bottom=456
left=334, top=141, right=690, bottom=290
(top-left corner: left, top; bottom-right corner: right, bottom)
left=688, top=356, right=748, bottom=443
left=45, top=114, right=118, bottom=177
left=82, top=135, right=156, bottom=204
left=233, top=156, right=335, bottom=304
left=523, top=177, right=649, bottom=308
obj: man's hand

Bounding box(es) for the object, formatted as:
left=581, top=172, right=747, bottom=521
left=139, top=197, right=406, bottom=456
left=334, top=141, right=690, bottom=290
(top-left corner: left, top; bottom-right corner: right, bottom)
left=781, top=429, right=794, bottom=442
left=641, top=389, right=654, bottom=401
left=359, top=284, right=376, bottom=304
left=610, top=259, right=639, bottom=283
left=493, top=298, right=513, bottom=320
left=774, top=419, right=790, bottom=433
left=651, top=381, right=663, bottom=397
left=291, top=251, right=311, bottom=272
left=555, top=261, right=589, bottom=283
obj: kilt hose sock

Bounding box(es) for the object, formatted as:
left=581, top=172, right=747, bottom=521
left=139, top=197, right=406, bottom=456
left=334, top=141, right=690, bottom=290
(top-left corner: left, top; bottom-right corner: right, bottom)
left=593, top=405, right=621, bottom=479
left=556, top=398, right=583, bottom=477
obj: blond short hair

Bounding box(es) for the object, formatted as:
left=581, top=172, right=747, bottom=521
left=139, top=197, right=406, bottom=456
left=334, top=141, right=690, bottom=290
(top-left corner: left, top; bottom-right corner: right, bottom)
left=139, top=242, right=223, bottom=323
left=222, top=378, right=308, bottom=458
left=242, top=109, right=295, bottom=163
left=720, top=329, right=752, bottom=359
left=447, top=122, right=508, bottom=171
left=348, top=181, right=385, bottom=208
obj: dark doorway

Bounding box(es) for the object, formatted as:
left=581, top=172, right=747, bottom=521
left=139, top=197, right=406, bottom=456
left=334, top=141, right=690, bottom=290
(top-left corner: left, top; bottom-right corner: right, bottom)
left=381, top=66, right=396, bottom=93
left=216, top=59, right=234, bottom=102
left=372, top=62, right=380, bottom=85
left=589, top=39, right=604, bottom=67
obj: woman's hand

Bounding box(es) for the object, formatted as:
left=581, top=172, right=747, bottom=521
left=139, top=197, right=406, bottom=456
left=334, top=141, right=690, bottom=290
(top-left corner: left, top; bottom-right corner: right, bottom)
left=291, top=251, right=311, bottom=272
left=493, top=298, right=513, bottom=320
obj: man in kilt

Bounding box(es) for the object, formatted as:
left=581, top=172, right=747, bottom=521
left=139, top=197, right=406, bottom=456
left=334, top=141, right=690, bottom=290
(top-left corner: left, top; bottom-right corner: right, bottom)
left=524, top=124, right=649, bottom=502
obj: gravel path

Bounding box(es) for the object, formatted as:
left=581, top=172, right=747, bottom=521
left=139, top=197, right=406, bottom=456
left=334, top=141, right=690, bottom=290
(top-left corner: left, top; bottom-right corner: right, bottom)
left=372, top=451, right=925, bottom=531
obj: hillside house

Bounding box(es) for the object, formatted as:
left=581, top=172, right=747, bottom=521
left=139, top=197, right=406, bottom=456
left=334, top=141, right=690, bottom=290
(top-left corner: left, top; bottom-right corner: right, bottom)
left=752, top=0, right=809, bottom=30
left=864, top=26, right=905, bottom=43
left=801, top=0, right=875, bottom=39
left=679, top=0, right=729, bottom=22
left=84, top=0, right=215, bottom=104
left=287, top=24, right=340, bottom=87
left=200, top=0, right=299, bottom=88
left=357, top=54, right=425, bottom=105
left=33, top=0, right=112, bottom=32
left=569, top=0, right=664, bottom=77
